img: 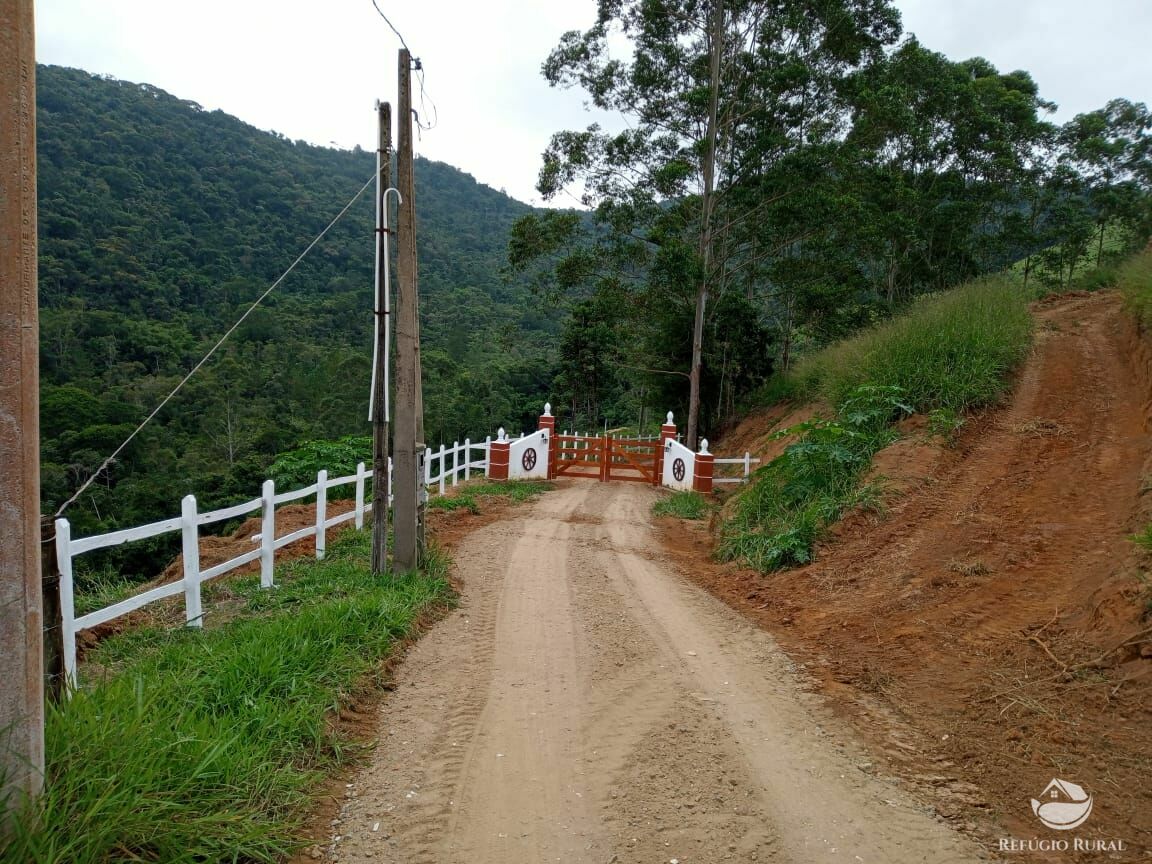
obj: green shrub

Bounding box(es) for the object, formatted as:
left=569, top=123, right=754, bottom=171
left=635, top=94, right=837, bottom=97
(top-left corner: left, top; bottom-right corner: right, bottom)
left=719, top=385, right=907, bottom=571
left=426, top=480, right=553, bottom=516
left=652, top=491, right=711, bottom=520
left=1072, top=261, right=1122, bottom=292
left=72, top=565, right=139, bottom=617
left=269, top=436, right=371, bottom=489
left=2, top=530, right=450, bottom=863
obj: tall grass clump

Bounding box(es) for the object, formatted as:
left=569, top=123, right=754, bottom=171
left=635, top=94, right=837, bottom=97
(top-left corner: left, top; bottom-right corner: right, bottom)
left=652, top=490, right=712, bottom=520
left=1118, top=249, right=1152, bottom=329
left=426, top=479, right=554, bottom=516
left=1, top=530, right=450, bottom=864
left=782, top=277, right=1033, bottom=413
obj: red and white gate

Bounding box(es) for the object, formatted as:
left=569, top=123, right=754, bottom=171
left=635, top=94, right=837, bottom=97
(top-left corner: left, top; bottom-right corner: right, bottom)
left=488, top=404, right=748, bottom=493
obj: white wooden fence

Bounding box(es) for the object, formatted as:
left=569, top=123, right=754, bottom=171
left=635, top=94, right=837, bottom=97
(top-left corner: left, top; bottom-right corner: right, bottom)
left=422, top=437, right=491, bottom=495
left=713, top=453, right=761, bottom=484
left=56, top=437, right=493, bottom=688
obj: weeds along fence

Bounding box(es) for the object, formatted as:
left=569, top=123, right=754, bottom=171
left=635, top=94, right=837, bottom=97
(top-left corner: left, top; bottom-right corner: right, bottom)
left=55, top=437, right=492, bottom=687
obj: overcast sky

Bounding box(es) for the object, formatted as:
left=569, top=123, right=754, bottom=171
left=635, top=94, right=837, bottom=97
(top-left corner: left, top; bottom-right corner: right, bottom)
left=36, top=0, right=1152, bottom=206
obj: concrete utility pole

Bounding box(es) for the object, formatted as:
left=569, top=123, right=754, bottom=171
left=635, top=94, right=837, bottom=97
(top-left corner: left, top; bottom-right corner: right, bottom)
left=0, top=0, right=44, bottom=820
left=371, top=102, right=392, bottom=576
left=392, top=49, right=423, bottom=571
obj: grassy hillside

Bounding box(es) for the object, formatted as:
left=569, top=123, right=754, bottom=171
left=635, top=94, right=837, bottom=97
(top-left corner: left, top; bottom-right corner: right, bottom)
left=37, top=66, right=557, bottom=575
left=774, top=277, right=1034, bottom=412
left=724, top=277, right=1033, bottom=572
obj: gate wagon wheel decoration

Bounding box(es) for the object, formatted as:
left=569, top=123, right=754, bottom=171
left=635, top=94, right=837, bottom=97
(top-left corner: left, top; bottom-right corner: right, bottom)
left=672, top=457, right=686, bottom=482
left=522, top=447, right=537, bottom=472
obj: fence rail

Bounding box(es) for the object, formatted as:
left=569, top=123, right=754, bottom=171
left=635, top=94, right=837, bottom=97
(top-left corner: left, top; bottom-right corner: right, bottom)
left=712, top=452, right=762, bottom=484
left=58, top=436, right=494, bottom=688
left=57, top=420, right=764, bottom=688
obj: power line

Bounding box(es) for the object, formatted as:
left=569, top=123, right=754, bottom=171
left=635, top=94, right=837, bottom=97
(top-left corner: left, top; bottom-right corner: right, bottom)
left=55, top=172, right=378, bottom=518
left=368, top=0, right=438, bottom=133
left=370, top=0, right=412, bottom=55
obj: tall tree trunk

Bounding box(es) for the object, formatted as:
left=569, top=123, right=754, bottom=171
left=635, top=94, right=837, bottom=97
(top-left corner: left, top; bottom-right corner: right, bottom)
left=687, top=0, right=724, bottom=450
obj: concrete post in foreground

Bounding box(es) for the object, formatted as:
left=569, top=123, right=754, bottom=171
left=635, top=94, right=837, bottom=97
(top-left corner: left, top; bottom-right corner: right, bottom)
left=0, top=0, right=44, bottom=818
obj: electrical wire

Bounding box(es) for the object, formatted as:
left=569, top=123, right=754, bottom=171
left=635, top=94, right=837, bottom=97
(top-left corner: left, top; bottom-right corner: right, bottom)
left=55, top=172, right=378, bottom=518
left=368, top=0, right=438, bottom=133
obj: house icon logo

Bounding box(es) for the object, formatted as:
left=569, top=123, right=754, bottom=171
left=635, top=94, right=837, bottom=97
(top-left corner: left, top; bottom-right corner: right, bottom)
left=1031, top=778, right=1093, bottom=830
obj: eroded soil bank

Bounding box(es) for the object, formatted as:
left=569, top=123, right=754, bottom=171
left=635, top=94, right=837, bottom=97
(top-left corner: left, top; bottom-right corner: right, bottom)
left=678, top=290, right=1151, bottom=859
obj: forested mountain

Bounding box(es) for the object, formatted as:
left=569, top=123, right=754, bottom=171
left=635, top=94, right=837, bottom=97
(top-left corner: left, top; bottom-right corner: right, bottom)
left=37, top=64, right=557, bottom=557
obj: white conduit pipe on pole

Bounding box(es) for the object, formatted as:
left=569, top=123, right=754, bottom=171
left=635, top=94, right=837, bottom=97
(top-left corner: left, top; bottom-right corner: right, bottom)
left=369, top=169, right=403, bottom=422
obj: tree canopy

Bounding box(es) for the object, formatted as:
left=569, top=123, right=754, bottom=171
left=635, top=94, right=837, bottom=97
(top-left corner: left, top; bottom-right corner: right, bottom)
left=511, top=0, right=1152, bottom=440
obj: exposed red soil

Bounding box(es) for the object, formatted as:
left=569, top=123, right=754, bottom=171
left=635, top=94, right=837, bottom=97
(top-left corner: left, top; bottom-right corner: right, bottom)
left=711, top=401, right=824, bottom=482
left=663, top=290, right=1152, bottom=860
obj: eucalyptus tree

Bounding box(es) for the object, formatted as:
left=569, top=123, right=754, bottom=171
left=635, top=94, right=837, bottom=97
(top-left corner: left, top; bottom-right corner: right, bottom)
left=515, top=0, right=901, bottom=445
left=1059, top=98, right=1152, bottom=263
left=843, top=38, right=1056, bottom=298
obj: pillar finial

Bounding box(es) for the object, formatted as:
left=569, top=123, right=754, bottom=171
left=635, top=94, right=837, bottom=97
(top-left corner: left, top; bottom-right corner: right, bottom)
left=497, top=427, right=507, bottom=442
left=699, top=438, right=710, bottom=455
left=544, top=402, right=552, bottom=416
left=666, top=411, right=674, bottom=425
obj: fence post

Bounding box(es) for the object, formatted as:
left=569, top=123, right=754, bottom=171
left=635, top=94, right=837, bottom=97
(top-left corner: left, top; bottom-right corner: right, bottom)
left=40, top=516, right=65, bottom=704
left=423, top=447, right=432, bottom=491
left=388, top=456, right=394, bottom=506
left=260, top=480, right=275, bottom=588
left=55, top=519, right=77, bottom=692
left=438, top=444, right=447, bottom=495
left=315, top=469, right=328, bottom=560
left=354, top=461, right=366, bottom=530
left=743, top=452, right=752, bottom=480
left=452, top=441, right=460, bottom=487
left=181, top=495, right=203, bottom=628
left=485, top=436, right=491, bottom=474
left=464, top=439, right=472, bottom=481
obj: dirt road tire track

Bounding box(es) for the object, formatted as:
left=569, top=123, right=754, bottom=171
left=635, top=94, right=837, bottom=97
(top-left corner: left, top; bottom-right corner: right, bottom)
left=329, top=482, right=982, bottom=863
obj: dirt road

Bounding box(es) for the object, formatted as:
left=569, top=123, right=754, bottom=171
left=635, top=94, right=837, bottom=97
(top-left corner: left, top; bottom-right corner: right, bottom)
left=329, top=481, right=982, bottom=863
left=679, top=290, right=1152, bottom=855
